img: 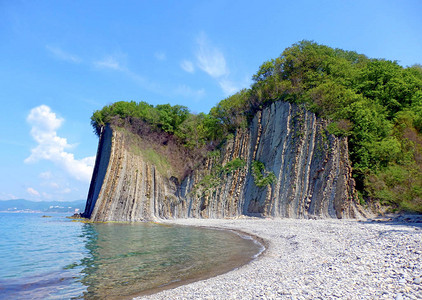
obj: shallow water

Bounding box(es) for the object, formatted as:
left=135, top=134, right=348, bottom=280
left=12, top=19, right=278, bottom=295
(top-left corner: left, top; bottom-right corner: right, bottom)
left=0, top=213, right=262, bottom=299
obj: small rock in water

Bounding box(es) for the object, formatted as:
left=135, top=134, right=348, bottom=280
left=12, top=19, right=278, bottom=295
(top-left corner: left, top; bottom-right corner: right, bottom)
left=398, top=278, right=406, bottom=285
left=413, top=277, right=421, bottom=284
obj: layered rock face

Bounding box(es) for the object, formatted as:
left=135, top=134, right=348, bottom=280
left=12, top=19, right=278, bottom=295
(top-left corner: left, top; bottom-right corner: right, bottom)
left=83, top=101, right=363, bottom=221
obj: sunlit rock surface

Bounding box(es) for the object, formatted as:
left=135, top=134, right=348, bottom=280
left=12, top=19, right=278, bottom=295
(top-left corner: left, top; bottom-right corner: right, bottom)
left=83, top=101, right=364, bottom=221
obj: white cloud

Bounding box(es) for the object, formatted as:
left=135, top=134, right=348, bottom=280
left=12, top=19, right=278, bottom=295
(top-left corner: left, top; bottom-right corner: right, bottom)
left=25, top=105, right=95, bottom=182
left=180, top=60, right=195, bottom=73
left=94, top=56, right=124, bottom=71
left=46, top=46, right=81, bottom=63
left=155, top=51, right=166, bottom=61
left=196, top=33, right=229, bottom=78
left=27, top=187, right=40, bottom=197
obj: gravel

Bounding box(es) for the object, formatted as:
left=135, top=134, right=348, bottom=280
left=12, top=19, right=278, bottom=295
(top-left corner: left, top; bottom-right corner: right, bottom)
left=134, top=217, right=422, bottom=300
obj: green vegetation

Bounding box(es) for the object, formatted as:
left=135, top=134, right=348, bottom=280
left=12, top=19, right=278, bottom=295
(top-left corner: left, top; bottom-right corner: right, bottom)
left=91, top=40, right=422, bottom=213
left=143, top=148, right=172, bottom=176
left=115, top=126, right=173, bottom=177
left=251, top=161, right=276, bottom=188
left=223, top=158, right=246, bottom=174
left=91, top=101, right=189, bottom=135
left=91, top=101, right=223, bottom=149
left=193, top=157, right=246, bottom=196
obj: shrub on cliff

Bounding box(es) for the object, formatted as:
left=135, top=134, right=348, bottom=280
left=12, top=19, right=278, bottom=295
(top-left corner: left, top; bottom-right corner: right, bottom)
left=251, top=161, right=276, bottom=188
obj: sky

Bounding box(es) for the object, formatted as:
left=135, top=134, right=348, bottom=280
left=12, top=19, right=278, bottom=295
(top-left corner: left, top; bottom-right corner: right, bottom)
left=1, top=0, right=421, bottom=202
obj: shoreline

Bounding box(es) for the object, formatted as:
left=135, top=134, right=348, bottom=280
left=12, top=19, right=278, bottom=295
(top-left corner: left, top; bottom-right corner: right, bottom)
left=135, top=217, right=422, bottom=300
left=127, top=223, right=267, bottom=299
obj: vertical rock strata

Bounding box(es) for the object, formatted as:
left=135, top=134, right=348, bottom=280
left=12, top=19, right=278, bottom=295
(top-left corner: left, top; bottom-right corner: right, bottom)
left=83, top=101, right=363, bottom=221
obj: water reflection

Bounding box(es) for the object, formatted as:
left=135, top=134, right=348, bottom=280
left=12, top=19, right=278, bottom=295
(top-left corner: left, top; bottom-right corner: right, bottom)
left=78, top=223, right=261, bottom=299
left=0, top=215, right=262, bottom=300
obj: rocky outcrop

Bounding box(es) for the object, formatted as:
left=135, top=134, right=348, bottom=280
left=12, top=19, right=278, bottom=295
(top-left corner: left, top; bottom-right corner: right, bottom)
left=83, top=101, right=364, bottom=221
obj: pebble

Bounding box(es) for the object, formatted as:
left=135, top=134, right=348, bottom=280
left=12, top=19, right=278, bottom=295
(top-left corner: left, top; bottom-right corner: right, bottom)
left=135, top=218, right=422, bottom=300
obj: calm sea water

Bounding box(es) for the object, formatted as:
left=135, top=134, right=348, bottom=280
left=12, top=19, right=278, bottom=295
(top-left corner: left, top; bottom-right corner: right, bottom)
left=0, top=213, right=262, bottom=299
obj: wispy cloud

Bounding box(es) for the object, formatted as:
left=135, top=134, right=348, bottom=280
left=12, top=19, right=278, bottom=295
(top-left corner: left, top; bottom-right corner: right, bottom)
left=180, top=60, right=195, bottom=73
left=27, top=187, right=40, bottom=197
left=196, top=33, right=229, bottom=78
left=48, top=182, right=59, bottom=189
left=92, top=54, right=156, bottom=90
left=39, top=171, right=52, bottom=179
left=46, top=46, right=81, bottom=63
left=154, top=51, right=166, bottom=61
left=174, top=84, right=205, bottom=100
left=62, top=187, right=72, bottom=194
left=25, top=105, right=95, bottom=182
left=0, top=193, right=18, bottom=200
left=218, top=78, right=239, bottom=96
left=93, top=56, right=124, bottom=71
left=192, top=32, right=246, bottom=96
left=41, top=192, right=52, bottom=199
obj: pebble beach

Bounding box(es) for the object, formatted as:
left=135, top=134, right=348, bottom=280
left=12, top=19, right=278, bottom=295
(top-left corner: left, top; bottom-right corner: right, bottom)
left=136, top=217, right=422, bottom=300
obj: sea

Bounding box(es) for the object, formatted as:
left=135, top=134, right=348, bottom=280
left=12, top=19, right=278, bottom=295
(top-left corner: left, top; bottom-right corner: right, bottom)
left=0, top=212, right=263, bottom=299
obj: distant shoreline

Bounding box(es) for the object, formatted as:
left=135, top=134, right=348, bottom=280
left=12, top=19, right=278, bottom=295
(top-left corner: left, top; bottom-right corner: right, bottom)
left=137, top=217, right=422, bottom=300
left=0, top=199, right=85, bottom=214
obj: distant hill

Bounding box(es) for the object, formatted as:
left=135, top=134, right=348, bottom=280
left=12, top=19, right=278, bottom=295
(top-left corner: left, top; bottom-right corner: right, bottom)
left=0, top=199, right=86, bottom=213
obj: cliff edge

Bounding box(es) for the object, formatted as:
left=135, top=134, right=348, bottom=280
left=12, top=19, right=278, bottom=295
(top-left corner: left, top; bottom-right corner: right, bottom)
left=83, top=101, right=364, bottom=221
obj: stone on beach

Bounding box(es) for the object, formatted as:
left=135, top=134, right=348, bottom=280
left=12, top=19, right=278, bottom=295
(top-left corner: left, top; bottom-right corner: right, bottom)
left=136, top=218, right=422, bottom=300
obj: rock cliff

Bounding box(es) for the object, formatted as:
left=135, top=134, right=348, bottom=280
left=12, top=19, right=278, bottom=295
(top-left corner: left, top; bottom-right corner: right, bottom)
left=83, top=101, right=364, bottom=221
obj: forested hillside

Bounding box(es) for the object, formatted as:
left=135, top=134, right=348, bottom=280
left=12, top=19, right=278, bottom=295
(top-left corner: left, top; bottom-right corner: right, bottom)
left=91, top=41, right=422, bottom=213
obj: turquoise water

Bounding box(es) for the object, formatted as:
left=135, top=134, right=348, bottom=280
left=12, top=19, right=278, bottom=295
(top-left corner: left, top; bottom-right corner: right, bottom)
left=0, top=213, right=262, bottom=299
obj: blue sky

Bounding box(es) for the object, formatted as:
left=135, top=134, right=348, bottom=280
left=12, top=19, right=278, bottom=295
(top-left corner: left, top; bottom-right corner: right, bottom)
left=1, top=0, right=421, bottom=202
